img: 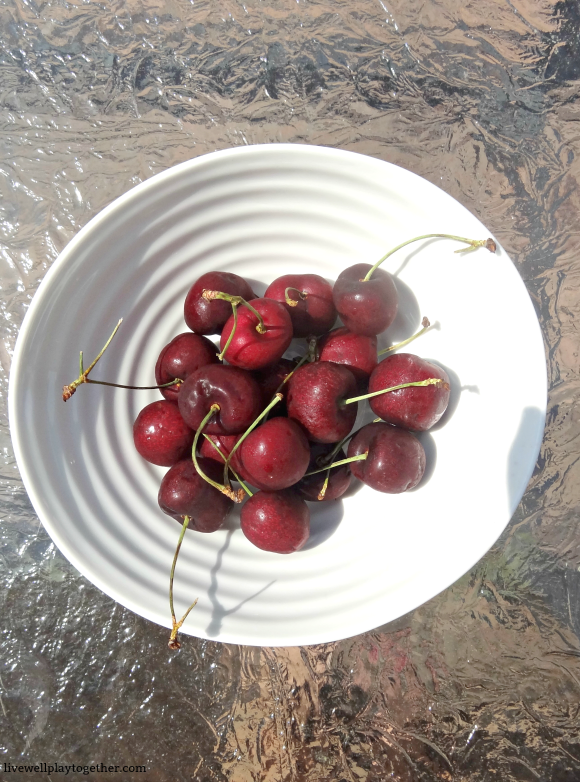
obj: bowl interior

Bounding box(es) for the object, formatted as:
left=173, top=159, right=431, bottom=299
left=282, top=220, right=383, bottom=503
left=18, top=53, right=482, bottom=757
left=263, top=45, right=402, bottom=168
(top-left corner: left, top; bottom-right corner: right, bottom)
left=9, top=145, right=546, bottom=646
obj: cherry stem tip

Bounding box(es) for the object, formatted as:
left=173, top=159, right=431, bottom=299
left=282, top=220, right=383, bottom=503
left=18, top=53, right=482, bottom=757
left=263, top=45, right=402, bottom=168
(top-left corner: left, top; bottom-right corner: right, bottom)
left=284, top=286, right=307, bottom=307
left=63, top=318, right=123, bottom=401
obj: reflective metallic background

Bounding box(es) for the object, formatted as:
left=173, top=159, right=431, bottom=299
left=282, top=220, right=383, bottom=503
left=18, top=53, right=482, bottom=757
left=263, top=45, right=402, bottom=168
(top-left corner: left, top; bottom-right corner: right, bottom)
left=1, top=0, right=578, bottom=779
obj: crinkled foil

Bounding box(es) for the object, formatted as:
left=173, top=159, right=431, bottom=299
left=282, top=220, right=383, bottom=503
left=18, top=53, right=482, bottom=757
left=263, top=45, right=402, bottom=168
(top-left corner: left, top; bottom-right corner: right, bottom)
left=2, top=0, right=579, bottom=778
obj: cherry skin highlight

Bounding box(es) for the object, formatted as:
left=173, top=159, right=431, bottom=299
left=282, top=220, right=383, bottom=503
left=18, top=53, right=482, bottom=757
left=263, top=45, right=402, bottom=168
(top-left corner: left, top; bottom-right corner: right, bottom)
left=184, top=271, right=255, bottom=335
left=158, top=458, right=233, bottom=532
left=287, top=361, right=358, bottom=443
left=264, top=273, right=336, bottom=337
left=347, top=422, right=426, bottom=493
left=155, top=332, right=219, bottom=401
left=318, top=327, right=377, bottom=387
left=241, top=490, right=310, bottom=553
left=368, top=353, right=450, bottom=431
left=220, top=297, right=293, bottom=370
left=178, top=364, right=262, bottom=435
left=133, top=400, right=194, bottom=467
left=295, top=443, right=352, bottom=501
left=232, top=417, right=310, bottom=491
left=333, top=263, right=398, bottom=337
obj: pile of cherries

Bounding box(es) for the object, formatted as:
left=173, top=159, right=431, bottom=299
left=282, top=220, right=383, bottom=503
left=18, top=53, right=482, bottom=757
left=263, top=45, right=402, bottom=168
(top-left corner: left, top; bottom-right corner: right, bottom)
left=64, top=232, right=495, bottom=646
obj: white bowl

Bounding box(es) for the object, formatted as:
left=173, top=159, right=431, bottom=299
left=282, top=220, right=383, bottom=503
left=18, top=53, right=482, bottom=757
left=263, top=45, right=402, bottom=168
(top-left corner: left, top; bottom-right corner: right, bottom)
left=8, top=144, right=546, bottom=646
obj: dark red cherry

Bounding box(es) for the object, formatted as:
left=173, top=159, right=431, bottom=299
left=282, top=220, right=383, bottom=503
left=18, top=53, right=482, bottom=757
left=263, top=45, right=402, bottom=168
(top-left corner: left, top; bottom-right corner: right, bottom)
left=133, top=400, right=194, bottom=466
left=231, top=417, right=310, bottom=491
left=184, top=271, right=255, bottom=335
left=158, top=458, right=233, bottom=532
left=240, top=490, right=310, bottom=553
left=178, top=364, right=262, bottom=435
left=264, top=273, right=336, bottom=337
left=369, top=353, right=450, bottom=431
left=220, top=298, right=293, bottom=370
left=333, top=263, right=398, bottom=337
left=295, top=443, right=352, bottom=501
left=155, top=332, right=219, bottom=401
left=287, top=361, right=358, bottom=443
left=347, top=422, right=425, bottom=493
left=318, top=327, right=377, bottom=387
left=198, top=433, right=242, bottom=464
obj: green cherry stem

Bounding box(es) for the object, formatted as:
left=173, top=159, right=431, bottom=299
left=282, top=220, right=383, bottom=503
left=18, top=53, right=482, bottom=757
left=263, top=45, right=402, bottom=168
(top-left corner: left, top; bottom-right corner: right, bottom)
left=168, top=515, right=198, bottom=650
left=305, top=453, right=368, bottom=477
left=202, top=289, right=266, bottom=333
left=344, top=377, right=449, bottom=406
left=223, top=394, right=283, bottom=486
left=317, top=470, right=331, bottom=501
left=202, top=434, right=254, bottom=497
left=377, top=317, right=431, bottom=357
left=218, top=302, right=238, bottom=361
left=285, top=286, right=307, bottom=307
left=85, top=378, right=183, bottom=391
left=272, top=348, right=313, bottom=398
left=192, top=405, right=245, bottom=503
left=319, top=423, right=368, bottom=467
left=63, top=319, right=123, bottom=400
left=363, top=234, right=497, bottom=281
left=63, top=318, right=184, bottom=398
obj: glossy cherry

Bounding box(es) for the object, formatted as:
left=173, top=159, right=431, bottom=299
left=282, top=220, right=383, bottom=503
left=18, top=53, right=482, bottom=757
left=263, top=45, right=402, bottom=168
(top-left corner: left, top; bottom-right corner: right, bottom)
left=264, top=273, right=336, bottom=337
left=158, top=458, right=233, bottom=532
left=347, top=422, right=425, bottom=493
left=368, top=353, right=450, bottom=431
left=240, top=490, right=310, bottom=553
left=220, top=297, right=293, bottom=370
left=295, top=443, right=352, bottom=501
left=230, top=417, right=310, bottom=491
left=178, top=364, right=262, bottom=435
left=333, top=263, right=398, bottom=337
left=133, top=400, right=194, bottom=466
left=155, top=332, right=219, bottom=401
left=318, top=327, right=377, bottom=387
left=184, top=271, right=255, bottom=334
left=287, top=361, right=358, bottom=443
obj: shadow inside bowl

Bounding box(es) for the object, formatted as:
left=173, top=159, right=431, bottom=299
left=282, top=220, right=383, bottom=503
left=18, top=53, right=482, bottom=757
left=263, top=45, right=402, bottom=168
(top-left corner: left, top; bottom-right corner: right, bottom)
left=205, top=528, right=276, bottom=638
left=302, top=498, right=345, bottom=550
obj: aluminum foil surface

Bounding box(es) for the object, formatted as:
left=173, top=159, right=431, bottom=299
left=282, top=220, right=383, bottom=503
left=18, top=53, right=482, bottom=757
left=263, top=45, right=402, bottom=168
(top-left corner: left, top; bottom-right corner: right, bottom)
left=1, top=0, right=579, bottom=779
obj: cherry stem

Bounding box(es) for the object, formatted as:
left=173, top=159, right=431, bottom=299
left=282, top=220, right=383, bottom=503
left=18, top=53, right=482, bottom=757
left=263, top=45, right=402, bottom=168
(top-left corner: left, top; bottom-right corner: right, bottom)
left=63, top=319, right=123, bottom=401
left=223, top=394, right=283, bottom=486
left=168, top=515, right=198, bottom=650
left=305, top=453, right=367, bottom=477
left=344, top=377, right=449, bottom=406
left=284, top=286, right=307, bottom=307
left=318, top=471, right=331, bottom=501
left=377, top=317, right=431, bottom=356
left=315, top=422, right=373, bottom=494
left=272, top=348, right=313, bottom=399
left=218, top=302, right=238, bottom=361
left=363, top=234, right=497, bottom=281
left=84, top=378, right=183, bottom=391
left=319, top=424, right=367, bottom=467
left=192, top=405, right=245, bottom=503
left=202, top=290, right=266, bottom=334
left=202, top=435, right=253, bottom=497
